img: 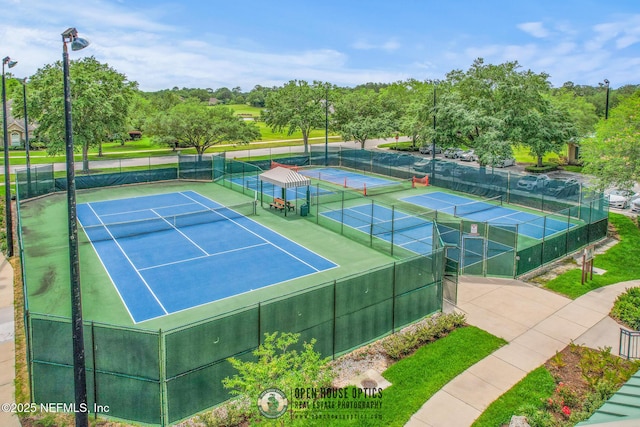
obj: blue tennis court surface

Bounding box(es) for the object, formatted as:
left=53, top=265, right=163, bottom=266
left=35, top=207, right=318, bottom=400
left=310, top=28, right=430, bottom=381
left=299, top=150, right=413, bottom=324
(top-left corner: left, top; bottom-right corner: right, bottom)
left=300, top=168, right=398, bottom=191
left=321, top=204, right=434, bottom=254
left=230, top=175, right=333, bottom=200
left=77, top=191, right=337, bottom=323
left=402, top=191, right=574, bottom=240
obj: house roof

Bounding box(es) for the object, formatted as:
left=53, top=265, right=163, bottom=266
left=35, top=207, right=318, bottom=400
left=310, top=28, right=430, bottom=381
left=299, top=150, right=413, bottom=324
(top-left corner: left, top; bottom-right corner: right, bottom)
left=259, top=167, right=311, bottom=189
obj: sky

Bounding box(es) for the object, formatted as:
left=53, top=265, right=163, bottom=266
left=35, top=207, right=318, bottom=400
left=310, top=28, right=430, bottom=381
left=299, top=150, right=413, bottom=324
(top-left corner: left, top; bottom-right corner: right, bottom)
left=1, top=0, right=639, bottom=92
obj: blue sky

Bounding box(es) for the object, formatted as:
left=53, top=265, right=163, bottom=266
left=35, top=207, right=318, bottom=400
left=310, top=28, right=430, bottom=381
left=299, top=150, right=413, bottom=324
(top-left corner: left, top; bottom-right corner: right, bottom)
left=1, top=0, right=639, bottom=91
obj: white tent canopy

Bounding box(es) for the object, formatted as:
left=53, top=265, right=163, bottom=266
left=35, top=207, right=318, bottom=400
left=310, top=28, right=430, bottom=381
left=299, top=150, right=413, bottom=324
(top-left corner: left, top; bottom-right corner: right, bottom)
left=259, top=167, right=311, bottom=189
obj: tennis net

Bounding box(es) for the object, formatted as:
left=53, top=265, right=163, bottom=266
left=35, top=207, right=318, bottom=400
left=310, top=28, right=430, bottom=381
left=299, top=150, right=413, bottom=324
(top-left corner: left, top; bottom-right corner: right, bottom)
left=371, top=213, right=433, bottom=236
left=270, top=160, right=300, bottom=172
left=81, top=201, right=257, bottom=243
left=453, top=196, right=503, bottom=217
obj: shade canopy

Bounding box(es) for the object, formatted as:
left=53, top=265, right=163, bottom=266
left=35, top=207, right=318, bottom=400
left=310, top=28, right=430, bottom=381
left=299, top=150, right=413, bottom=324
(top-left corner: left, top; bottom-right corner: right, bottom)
left=259, top=167, right=311, bottom=189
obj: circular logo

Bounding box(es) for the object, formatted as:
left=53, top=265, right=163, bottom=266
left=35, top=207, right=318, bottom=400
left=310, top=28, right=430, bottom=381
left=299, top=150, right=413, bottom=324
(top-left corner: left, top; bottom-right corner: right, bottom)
left=257, top=388, right=288, bottom=419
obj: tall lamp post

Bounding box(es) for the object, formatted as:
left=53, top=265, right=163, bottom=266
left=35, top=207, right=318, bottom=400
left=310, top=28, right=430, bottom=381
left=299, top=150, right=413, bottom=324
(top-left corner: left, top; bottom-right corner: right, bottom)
left=431, top=81, right=437, bottom=161
left=604, top=79, right=610, bottom=120
left=62, top=27, right=90, bottom=427
left=324, top=84, right=329, bottom=166
left=20, top=78, right=30, bottom=169
left=19, top=78, right=31, bottom=198
left=2, top=56, right=17, bottom=257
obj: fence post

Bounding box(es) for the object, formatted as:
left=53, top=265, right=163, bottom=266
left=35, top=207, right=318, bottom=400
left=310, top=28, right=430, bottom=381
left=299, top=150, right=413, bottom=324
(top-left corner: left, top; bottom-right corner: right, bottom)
left=159, top=328, right=168, bottom=426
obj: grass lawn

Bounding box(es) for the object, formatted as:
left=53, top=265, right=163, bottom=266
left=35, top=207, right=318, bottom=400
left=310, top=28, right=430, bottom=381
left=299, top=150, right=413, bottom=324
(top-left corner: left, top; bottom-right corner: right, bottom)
left=545, top=213, right=640, bottom=299
left=472, top=367, right=555, bottom=427
left=325, top=326, right=506, bottom=426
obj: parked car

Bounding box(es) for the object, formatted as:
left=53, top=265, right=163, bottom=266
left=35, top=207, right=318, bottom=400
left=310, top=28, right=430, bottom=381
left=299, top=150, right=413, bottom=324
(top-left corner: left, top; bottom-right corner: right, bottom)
left=433, top=161, right=457, bottom=176
left=412, top=160, right=433, bottom=172
left=419, top=145, right=442, bottom=155
left=516, top=174, right=550, bottom=191
left=631, top=198, right=640, bottom=213
left=544, top=178, right=580, bottom=197
left=443, top=147, right=464, bottom=159
left=458, top=149, right=477, bottom=162
left=605, top=189, right=638, bottom=209
left=486, top=156, right=516, bottom=168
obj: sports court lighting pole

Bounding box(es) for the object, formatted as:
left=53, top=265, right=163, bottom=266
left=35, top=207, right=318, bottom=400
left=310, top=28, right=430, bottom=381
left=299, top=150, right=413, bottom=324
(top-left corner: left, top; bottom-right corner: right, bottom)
left=431, top=81, right=437, bottom=161
left=62, top=27, right=90, bottom=427
left=604, top=79, right=610, bottom=120
left=20, top=78, right=30, bottom=169
left=19, top=78, right=31, bottom=198
left=324, top=83, right=329, bottom=166
left=2, top=56, right=17, bottom=257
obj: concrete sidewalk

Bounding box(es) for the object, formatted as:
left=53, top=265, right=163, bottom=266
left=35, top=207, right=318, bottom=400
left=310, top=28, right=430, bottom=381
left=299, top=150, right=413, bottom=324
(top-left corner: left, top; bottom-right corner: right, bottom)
left=407, top=277, right=640, bottom=427
left=0, top=254, right=20, bottom=427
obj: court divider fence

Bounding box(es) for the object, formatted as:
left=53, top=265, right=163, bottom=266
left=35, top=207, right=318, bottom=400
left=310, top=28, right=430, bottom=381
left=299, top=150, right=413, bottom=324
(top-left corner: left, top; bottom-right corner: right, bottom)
left=223, top=147, right=608, bottom=278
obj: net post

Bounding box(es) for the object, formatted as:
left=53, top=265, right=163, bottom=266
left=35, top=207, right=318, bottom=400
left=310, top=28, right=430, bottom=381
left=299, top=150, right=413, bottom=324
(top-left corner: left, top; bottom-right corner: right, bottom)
left=344, top=177, right=347, bottom=188
left=363, top=183, right=367, bottom=196
left=412, top=176, right=416, bottom=188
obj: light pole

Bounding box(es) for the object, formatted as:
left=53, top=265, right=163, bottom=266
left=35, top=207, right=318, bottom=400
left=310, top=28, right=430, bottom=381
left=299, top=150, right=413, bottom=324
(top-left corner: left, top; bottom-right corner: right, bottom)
left=19, top=78, right=31, bottom=198
left=62, top=27, right=90, bottom=427
left=2, top=56, right=17, bottom=257
left=604, top=79, right=610, bottom=120
left=20, top=78, right=30, bottom=169
left=324, top=84, right=329, bottom=166
left=431, top=81, right=437, bottom=161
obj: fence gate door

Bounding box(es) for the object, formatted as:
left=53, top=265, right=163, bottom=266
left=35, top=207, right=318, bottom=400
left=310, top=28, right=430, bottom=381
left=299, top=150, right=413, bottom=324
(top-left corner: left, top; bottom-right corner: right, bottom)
left=461, top=235, right=486, bottom=276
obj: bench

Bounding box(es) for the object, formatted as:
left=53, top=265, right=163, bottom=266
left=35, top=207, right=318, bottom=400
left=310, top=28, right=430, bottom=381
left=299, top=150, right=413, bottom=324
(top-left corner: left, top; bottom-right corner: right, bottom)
left=272, top=198, right=295, bottom=212
left=270, top=200, right=285, bottom=211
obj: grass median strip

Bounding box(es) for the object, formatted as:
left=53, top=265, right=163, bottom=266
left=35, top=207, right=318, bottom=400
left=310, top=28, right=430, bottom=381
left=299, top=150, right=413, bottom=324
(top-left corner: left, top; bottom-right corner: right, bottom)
left=545, top=213, right=640, bottom=299
left=322, top=326, right=506, bottom=426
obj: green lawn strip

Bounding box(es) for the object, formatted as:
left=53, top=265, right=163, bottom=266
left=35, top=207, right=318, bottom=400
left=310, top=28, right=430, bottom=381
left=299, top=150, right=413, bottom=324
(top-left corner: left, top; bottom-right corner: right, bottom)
left=320, top=327, right=506, bottom=426
left=471, top=367, right=555, bottom=427
left=545, top=213, right=640, bottom=299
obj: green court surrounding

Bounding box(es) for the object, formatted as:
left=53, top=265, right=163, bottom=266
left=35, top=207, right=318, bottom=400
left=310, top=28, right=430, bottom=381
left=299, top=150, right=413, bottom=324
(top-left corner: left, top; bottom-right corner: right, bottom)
left=15, top=149, right=607, bottom=425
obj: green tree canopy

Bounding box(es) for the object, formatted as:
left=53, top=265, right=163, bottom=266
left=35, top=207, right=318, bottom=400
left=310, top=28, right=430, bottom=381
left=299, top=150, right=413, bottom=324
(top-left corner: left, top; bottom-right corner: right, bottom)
left=262, top=80, right=329, bottom=153
left=145, top=101, right=260, bottom=156
left=26, top=56, right=135, bottom=171
left=332, top=88, right=395, bottom=148
left=581, top=89, right=640, bottom=190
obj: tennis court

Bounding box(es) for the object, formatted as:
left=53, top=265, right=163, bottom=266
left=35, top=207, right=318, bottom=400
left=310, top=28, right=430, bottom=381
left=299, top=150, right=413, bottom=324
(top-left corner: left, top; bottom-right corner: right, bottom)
left=300, top=167, right=400, bottom=192
left=77, top=190, right=337, bottom=323
left=320, top=203, right=434, bottom=255
left=229, top=175, right=333, bottom=200
left=402, top=191, right=574, bottom=239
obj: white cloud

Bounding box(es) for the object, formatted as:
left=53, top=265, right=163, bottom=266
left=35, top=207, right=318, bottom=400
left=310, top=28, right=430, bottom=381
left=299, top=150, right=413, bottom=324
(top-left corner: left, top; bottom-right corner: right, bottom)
left=352, top=38, right=401, bottom=52
left=517, top=22, right=549, bottom=38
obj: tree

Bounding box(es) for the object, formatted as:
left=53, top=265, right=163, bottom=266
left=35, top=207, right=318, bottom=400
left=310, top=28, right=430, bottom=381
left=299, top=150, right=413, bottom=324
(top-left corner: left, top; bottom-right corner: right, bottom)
left=332, top=88, right=395, bottom=148
left=581, top=90, right=640, bottom=190
left=516, top=99, right=578, bottom=167
left=26, top=56, right=134, bottom=172
left=262, top=80, right=329, bottom=153
left=223, top=332, right=333, bottom=422
left=145, top=101, right=260, bottom=157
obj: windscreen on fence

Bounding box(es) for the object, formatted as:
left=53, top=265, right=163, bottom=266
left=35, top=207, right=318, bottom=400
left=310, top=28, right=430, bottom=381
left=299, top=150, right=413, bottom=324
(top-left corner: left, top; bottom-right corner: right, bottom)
left=16, top=165, right=55, bottom=200
left=178, top=154, right=213, bottom=180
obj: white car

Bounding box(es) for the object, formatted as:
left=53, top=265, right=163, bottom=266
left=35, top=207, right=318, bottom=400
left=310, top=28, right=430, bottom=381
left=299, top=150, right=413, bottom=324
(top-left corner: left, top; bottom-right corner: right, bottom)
left=489, top=157, right=516, bottom=168
left=606, top=189, right=638, bottom=209
left=631, top=198, right=640, bottom=213
left=516, top=174, right=550, bottom=191
left=458, top=149, right=477, bottom=162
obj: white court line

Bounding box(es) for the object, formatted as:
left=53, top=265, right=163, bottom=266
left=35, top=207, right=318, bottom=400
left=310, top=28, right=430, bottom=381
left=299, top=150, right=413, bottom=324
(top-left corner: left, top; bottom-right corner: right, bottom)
left=150, top=208, right=209, bottom=256
left=98, top=200, right=197, bottom=219
left=86, top=203, right=169, bottom=316
left=180, top=192, right=325, bottom=273
left=138, top=243, right=270, bottom=271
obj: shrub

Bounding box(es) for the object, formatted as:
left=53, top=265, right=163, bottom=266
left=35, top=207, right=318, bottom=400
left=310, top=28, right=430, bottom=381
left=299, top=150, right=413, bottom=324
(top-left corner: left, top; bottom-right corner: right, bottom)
left=610, top=287, right=640, bottom=330
left=524, top=164, right=559, bottom=173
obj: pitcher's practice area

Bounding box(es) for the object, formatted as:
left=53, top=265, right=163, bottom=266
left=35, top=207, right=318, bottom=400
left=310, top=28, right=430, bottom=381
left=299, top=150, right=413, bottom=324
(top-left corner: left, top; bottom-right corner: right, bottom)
left=77, top=191, right=337, bottom=323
